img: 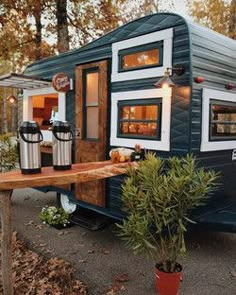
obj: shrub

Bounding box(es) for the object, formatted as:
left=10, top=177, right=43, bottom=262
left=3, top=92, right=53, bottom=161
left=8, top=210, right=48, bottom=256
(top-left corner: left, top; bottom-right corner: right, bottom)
left=0, top=133, right=18, bottom=172
left=39, top=206, right=71, bottom=227
left=117, top=153, right=219, bottom=273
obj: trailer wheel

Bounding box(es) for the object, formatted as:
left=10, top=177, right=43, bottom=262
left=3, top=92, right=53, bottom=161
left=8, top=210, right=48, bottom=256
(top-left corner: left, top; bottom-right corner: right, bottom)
left=57, top=193, right=77, bottom=214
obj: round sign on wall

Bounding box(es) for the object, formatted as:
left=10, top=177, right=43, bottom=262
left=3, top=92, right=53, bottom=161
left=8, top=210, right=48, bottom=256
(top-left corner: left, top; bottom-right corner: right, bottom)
left=52, top=72, right=71, bottom=92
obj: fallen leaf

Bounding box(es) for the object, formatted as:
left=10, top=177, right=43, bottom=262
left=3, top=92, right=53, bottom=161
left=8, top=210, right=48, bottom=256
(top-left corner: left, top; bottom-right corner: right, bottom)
left=25, top=220, right=34, bottom=226
left=114, top=273, right=129, bottom=283
left=39, top=243, right=47, bottom=247
left=102, top=250, right=110, bottom=255
left=230, top=269, right=236, bottom=278
left=87, top=250, right=95, bottom=254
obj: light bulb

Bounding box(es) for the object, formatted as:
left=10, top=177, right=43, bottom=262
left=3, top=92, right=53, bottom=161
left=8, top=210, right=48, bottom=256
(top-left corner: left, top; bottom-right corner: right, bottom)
left=162, top=83, right=169, bottom=89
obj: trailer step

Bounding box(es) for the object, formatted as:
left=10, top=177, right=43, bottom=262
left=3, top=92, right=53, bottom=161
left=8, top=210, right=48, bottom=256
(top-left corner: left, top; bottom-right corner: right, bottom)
left=70, top=208, right=112, bottom=231
left=193, top=199, right=236, bottom=233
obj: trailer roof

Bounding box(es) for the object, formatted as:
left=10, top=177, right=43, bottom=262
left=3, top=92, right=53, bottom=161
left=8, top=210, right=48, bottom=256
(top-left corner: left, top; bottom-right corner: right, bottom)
left=25, top=12, right=236, bottom=69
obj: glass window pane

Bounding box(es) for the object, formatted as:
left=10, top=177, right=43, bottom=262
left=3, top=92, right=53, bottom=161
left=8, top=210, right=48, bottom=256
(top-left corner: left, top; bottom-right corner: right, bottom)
left=121, top=105, right=158, bottom=120
left=122, top=49, right=159, bottom=70
left=120, top=122, right=158, bottom=137
left=210, top=103, right=236, bottom=139
left=86, top=72, right=98, bottom=105
left=210, top=123, right=236, bottom=138
left=118, top=101, right=160, bottom=139
left=86, top=107, right=99, bottom=139
left=211, top=104, right=236, bottom=122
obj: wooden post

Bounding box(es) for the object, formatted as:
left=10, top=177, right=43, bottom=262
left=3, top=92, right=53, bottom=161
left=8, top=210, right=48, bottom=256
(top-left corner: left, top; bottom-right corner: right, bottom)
left=0, top=190, right=13, bottom=295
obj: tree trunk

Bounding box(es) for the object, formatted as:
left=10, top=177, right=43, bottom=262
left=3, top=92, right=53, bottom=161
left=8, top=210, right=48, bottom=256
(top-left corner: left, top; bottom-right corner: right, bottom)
left=56, top=0, right=69, bottom=53
left=2, top=88, right=8, bottom=134
left=229, top=0, right=236, bottom=39
left=34, top=2, right=42, bottom=59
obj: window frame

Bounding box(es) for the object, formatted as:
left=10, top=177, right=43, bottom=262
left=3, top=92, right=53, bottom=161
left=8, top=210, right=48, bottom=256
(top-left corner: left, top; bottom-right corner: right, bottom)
left=209, top=99, right=236, bottom=141
left=23, top=86, right=66, bottom=142
left=118, top=41, right=163, bottom=73
left=201, top=88, right=236, bottom=152
left=117, top=98, right=162, bottom=140
left=111, top=28, right=173, bottom=82
left=82, top=67, right=100, bottom=141
left=110, top=88, right=172, bottom=151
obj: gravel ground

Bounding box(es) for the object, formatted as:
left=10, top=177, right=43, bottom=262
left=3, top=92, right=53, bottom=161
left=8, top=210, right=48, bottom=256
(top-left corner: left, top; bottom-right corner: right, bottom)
left=12, top=188, right=236, bottom=295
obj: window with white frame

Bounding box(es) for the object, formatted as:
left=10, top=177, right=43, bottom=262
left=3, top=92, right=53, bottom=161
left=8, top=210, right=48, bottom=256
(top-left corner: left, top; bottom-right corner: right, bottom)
left=112, top=28, right=173, bottom=82
left=110, top=88, right=172, bottom=151
left=210, top=100, right=236, bottom=141
left=118, top=41, right=163, bottom=72
left=201, top=88, right=236, bottom=151
left=117, top=98, right=162, bottom=140
left=23, top=87, right=66, bottom=142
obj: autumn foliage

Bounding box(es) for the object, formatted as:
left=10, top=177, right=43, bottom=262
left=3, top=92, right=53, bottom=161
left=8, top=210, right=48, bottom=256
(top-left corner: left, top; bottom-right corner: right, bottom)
left=0, top=232, right=87, bottom=295
left=0, top=232, right=87, bottom=294
left=191, top=0, right=236, bottom=39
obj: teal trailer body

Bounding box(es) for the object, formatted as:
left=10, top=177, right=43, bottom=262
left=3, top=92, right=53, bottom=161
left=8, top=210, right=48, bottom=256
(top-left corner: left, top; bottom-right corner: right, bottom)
left=23, top=13, right=236, bottom=231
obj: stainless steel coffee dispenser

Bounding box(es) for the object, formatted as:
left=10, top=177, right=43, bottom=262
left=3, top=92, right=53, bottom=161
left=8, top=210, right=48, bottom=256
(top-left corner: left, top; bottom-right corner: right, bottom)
left=18, top=121, right=43, bottom=174
left=52, top=121, right=73, bottom=170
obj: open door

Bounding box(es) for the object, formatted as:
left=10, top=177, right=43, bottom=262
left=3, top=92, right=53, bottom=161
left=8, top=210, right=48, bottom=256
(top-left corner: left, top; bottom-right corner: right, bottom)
left=75, top=60, right=108, bottom=207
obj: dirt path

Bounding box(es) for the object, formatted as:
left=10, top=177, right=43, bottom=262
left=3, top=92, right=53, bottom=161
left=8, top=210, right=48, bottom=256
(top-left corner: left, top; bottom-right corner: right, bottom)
left=9, top=188, right=236, bottom=295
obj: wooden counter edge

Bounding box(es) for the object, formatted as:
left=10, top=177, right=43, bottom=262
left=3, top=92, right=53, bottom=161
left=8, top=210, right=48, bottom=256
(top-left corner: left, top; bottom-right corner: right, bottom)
left=0, top=161, right=135, bottom=191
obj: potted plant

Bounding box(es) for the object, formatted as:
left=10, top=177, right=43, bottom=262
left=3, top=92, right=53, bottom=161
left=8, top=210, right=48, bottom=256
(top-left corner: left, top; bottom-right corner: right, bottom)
left=117, top=153, right=219, bottom=295
left=39, top=206, right=72, bottom=229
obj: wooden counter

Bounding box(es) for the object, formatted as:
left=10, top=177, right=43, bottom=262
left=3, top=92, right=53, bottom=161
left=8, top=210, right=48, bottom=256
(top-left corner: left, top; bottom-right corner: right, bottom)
left=0, top=160, right=130, bottom=295
left=0, top=161, right=129, bottom=191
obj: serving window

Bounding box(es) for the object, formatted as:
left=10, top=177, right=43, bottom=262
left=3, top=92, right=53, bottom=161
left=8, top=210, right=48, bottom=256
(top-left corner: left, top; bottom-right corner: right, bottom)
left=118, top=42, right=163, bottom=72
left=32, top=94, right=58, bottom=130
left=117, top=99, right=162, bottom=140
left=210, top=100, right=236, bottom=141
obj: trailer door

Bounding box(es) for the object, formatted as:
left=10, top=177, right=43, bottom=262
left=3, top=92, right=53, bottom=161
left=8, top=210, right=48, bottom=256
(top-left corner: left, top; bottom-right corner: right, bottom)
left=75, top=60, right=108, bottom=207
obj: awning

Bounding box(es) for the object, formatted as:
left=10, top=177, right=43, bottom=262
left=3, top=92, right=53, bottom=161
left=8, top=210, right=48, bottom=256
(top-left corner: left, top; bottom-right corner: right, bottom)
left=0, top=73, right=51, bottom=89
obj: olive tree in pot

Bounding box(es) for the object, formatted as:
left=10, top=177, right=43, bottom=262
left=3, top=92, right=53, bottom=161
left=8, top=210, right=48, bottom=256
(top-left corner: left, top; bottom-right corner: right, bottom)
left=117, top=153, right=219, bottom=295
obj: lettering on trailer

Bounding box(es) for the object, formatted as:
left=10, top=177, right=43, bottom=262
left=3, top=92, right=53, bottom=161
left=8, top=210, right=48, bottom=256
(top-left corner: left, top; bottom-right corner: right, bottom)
left=52, top=72, right=71, bottom=92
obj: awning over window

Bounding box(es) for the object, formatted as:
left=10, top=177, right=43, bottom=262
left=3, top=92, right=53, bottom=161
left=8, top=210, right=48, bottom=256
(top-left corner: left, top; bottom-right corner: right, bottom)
left=0, top=73, right=51, bottom=89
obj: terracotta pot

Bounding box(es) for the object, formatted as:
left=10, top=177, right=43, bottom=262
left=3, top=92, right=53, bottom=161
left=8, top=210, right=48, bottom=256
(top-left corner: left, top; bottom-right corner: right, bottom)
left=155, top=263, right=182, bottom=295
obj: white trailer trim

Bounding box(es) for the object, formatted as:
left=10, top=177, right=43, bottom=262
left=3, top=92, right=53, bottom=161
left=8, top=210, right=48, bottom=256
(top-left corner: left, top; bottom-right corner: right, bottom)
left=110, top=88, right=172, bottom=151
left=201, top=88, right=236, bottom=152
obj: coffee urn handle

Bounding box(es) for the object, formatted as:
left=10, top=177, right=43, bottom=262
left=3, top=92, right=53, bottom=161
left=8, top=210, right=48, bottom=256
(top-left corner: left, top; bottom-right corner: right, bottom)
left=19, top=130, right=43, bottom=143
left=52, top=130, right=73, bottom=142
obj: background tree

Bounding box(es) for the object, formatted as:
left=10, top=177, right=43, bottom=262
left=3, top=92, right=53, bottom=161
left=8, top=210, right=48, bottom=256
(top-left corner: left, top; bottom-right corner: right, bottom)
left=66, top=0, right=126, bottom=47
left=56, top=0, right=70, bottom=52
left=229, top=0, right=236, bottom=39
left=0, top=0, right=54, bottom=69
left=0, top=59, right=16, bottom=134
left=190, top=0, right=236, bottom=39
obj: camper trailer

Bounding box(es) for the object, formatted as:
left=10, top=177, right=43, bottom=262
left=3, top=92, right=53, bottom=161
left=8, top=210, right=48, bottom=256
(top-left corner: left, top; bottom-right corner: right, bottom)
left=1, top=12, right=236, bottom=231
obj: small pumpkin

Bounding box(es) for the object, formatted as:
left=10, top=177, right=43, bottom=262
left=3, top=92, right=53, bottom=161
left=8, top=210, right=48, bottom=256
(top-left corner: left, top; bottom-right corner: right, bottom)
left=111, top=151, right=120, bottom=163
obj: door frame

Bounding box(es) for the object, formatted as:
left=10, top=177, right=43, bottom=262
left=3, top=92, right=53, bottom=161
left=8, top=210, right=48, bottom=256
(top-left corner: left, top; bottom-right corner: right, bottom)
left=74, top=60, right=109, bottom=207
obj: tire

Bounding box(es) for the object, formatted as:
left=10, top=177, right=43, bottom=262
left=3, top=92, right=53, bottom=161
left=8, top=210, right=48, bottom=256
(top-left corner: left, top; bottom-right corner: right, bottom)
left=57, top=193, right=77, bottom=214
